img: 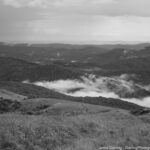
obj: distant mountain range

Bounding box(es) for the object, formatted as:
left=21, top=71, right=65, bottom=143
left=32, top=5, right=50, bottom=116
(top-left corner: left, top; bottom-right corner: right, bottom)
left=0, top=42, right=150, bottom=64
left=0, top=42, right=109, bottom=64
left=0, top=42, right=150, bottom=84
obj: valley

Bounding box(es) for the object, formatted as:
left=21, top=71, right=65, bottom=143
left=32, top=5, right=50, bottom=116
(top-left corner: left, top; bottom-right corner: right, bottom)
left=0, top=43, right=150, bottom=149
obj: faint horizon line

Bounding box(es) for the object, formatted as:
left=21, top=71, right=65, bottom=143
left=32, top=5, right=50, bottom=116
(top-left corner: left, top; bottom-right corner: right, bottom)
left=1, top=40, right=150, bottom=45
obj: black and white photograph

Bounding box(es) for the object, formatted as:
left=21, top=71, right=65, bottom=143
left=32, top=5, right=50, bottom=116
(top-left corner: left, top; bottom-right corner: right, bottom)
left=0, top=0, right=150, bottom=149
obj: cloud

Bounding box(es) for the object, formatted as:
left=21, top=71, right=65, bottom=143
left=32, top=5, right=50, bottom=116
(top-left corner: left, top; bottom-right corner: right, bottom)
left=2, top=0, right=22, bottom=8
left=91, top=16, right=150, bottom=41
left=20, top=15, right=94, bottom=42
left=32, top=74, right=140, bottom=99
left=2, top=15, right=150, bottom=43
left=25, top=74, right=150, bottom=107
left=2, top=0, right=150, bottom=17
left=2, top=0, right=55, bottom=8
left=1, top=0, right=150, bottom=42
left=1, top=0, right=86, bottom=8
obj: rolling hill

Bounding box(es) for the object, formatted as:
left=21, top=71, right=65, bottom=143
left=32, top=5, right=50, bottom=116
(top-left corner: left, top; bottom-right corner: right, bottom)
left=0, top=57, right=81, bottom=82
left=0, top=97, right=150, bottom=149
left=0, top=43, right=109, bottom=64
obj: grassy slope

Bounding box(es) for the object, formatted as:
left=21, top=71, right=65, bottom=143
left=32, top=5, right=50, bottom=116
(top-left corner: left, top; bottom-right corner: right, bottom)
left=0, top=98, right=150, bottom=150
left=0, top=89, right=27, bottom=101
left=0, top=81, right=66, bottom=99
left=1, top=91, right=148, bottom=149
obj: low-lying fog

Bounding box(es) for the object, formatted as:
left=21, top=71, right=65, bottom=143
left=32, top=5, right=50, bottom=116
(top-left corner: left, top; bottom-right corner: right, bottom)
left=23, top=74, right=150, bottom=107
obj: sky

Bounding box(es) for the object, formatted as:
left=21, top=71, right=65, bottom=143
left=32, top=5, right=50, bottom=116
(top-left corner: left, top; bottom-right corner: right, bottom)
left=1, top=0, right=150, bottom=44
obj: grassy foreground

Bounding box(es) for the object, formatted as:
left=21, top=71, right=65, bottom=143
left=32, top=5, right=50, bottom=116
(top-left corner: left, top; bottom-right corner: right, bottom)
left=0, top=98, right=150, bottom=150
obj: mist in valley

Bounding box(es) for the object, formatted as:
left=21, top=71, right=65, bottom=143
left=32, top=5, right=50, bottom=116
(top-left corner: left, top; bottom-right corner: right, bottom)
left=23, top=74, right=150, bottom=108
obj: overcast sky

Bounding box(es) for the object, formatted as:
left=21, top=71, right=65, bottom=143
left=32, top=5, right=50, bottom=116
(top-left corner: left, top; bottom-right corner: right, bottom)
left=1, top=0, right=150, bottom=44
